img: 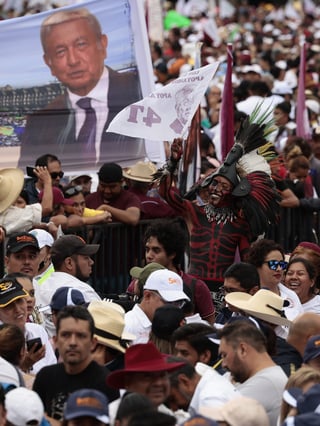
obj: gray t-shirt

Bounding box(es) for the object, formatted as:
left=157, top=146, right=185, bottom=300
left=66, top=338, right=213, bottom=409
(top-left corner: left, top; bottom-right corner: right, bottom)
left=237, top=365, right=287, bottom=426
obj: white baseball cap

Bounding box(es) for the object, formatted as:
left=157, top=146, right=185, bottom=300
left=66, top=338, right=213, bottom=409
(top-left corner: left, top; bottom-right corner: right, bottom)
left=6, top=387, right=44, bottom=426
left=29, top=229, right=54, bottom=249
left=144, top=269, right=190, bottom=302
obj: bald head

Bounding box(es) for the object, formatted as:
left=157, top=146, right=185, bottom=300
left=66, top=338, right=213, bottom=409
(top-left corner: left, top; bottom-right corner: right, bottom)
left=287, top=312, right=320, bottom=355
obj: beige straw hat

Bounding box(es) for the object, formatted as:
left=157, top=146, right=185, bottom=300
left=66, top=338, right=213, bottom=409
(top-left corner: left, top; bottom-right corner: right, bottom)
left=225, top=289, right=291, bottom=327
left=88, top=300, right=136, bottom=353
left=0, top=168, right=24, bottom=213
left=122, top=161, right=157, bottom=182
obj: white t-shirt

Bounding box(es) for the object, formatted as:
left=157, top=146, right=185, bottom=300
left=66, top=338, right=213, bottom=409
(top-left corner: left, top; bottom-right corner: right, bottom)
left=0, top=204, right=42, bottom=235
left=124, top=304, right=151, bottom=345
left=35, top=271, right=101, bottom=338
left=24, top=322, right=57, bottom=374
left=302, top=295, right=320, bottom=314
left=189, top=363, right=239, bottom=416
left=276, top=283, right=304, bottom=339
left=279, top=283, right=303, bottom=320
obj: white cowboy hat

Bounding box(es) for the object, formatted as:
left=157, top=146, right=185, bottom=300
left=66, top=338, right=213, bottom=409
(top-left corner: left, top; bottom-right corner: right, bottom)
left=225, top=289, right=291, bottom=327
left=0, top=168, right=24, bottom=213
left=122, top=161, right=157, bottom=183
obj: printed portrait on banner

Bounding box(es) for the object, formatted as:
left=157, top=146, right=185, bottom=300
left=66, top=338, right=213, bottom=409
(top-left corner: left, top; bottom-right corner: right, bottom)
left=0, top=0, right=154, bottom=172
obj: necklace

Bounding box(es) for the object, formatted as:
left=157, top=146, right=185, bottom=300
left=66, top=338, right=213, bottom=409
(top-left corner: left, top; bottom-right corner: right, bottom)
left=204, top=204, right=237, bottom=224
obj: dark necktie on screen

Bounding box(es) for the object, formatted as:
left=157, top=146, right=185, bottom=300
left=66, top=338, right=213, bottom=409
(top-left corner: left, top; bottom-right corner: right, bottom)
left=76, top=97, right=97, bottom=158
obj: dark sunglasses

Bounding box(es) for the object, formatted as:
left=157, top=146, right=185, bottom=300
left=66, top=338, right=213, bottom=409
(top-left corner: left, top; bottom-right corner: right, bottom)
left=50, top=171, right=64, bottom=179
left=263, top=260, right=288, bottom=271
left=64, top=185, right=83, bottom=197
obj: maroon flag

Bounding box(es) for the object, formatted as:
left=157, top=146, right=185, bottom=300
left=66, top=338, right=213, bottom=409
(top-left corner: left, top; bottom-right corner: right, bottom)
left=296, top=41, right=311, bottom=139
left=220, top=43, right=234, bottom=160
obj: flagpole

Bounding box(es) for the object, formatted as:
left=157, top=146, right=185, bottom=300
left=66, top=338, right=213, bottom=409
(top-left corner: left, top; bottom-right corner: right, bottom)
left=180, top=42, right=203, bottom=195
left=220, top=43, right=234, bottom=161
left=296, top=37, right=311, bottom=139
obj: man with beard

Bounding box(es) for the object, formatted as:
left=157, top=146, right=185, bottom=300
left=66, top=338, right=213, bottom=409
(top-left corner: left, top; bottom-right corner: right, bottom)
left=35, top=235, right=101, bottom=337
left=155, top=111, right=280, bottom=310
left=33, top=306, right=119, bottom=422
left=218, top=320, right=287, bottom=426
left=85, top=162, right=141, bottom=225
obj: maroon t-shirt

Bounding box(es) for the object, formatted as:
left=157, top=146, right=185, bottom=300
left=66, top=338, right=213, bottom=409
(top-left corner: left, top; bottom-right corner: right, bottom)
left=128, top=187, right=178, bottom=219
left=85, top=189, right=141, bottom=213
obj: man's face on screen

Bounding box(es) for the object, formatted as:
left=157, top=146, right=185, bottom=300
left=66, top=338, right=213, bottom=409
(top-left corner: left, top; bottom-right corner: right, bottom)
left=43, top=18, right=107, bottom=97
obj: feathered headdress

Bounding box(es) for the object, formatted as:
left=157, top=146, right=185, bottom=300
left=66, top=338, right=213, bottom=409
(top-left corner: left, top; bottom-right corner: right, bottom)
left=202, top=103, right=281, bottom=236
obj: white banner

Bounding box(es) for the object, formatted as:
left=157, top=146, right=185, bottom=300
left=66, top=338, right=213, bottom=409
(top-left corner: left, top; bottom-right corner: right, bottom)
left=107, top=62, right=220, bottom=141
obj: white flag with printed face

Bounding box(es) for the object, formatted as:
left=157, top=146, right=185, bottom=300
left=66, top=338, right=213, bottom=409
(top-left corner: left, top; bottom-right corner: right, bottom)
left=106, top=62, right=220, bottom=141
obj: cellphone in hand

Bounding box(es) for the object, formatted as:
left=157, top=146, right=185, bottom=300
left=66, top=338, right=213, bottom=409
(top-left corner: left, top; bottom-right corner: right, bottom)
left=26, top=337, right=42, bottom=352
left=26, top=166, right=37, bottom=178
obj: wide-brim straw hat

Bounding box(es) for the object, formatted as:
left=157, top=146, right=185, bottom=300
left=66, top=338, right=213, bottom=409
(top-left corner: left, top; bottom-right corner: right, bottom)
left=122, top=161, right=157, bottom=182
left=225, top=289, right=292, bottom=327
left=0, top=168, right=24, bottom=213
left=88, top=300, right=135, bottom=353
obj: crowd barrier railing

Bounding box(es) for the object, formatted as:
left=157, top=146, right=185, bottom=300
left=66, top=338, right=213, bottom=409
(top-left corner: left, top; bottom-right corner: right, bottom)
left=0, top=207, right=318, bottom=295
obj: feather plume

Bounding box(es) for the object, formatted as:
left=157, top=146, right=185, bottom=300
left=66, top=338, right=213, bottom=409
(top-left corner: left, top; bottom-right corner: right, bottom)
left=258, top=141, right=278, bottom=163
left=235, top=102, right=276, bottom=154
left=237, top=150, right=271, bottom=177
left=235, top=171, right=281, bottom=237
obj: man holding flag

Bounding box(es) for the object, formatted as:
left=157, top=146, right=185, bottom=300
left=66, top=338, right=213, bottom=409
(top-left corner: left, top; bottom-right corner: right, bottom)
left=107, top=63, right=280, bottom=309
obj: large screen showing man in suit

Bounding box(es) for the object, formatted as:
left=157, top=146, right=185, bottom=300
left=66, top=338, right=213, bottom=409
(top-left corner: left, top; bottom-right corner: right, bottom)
left=0, top=0, right=154, bottom=172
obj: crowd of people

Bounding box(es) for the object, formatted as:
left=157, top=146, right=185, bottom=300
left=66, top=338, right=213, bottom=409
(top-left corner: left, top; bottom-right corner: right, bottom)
left=1, top=0, right=320, bottom=425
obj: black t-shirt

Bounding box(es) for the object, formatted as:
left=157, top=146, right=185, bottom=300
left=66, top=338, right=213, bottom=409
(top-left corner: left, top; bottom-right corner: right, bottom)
left=32, top=361, right=119, bottom=420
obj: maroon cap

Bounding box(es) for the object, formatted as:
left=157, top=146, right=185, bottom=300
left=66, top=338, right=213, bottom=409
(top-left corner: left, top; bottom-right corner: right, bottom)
left=298, top=241, right=320, bottom=255
left=39, top=187, right=74, bottom=206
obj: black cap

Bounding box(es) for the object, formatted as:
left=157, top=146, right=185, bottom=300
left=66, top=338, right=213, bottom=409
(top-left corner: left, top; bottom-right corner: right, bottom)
left=98, top=163, right=123, bottom=183
left=0, top=277, right=28, bottom=307
left=51, top=235, right=100, bottom=264
left=6, top=232, right=40, bottom=254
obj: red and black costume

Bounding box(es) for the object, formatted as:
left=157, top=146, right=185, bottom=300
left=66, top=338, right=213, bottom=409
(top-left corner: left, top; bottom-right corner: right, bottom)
left=155, top=107, right=281, bottom=306
left=157, top=166, right=252, bottom=293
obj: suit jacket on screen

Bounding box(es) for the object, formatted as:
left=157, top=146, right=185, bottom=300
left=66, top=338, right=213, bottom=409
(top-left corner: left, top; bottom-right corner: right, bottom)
left=19, top=67, right=145, bottom=170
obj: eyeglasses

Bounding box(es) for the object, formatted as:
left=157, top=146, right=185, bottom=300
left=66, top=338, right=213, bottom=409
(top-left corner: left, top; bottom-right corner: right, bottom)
left=50, top=171, right=64, bottom=179
left=223, top=286, right=244, bottom=294
left=211, top=179, right=232, bottom=192
left=150, top=290, right=186, bottom=309
left=64, top=185, right=83, bottom=197
left=263, top=260, right=288, bottom=271
left=169, top=299, right=187, bottom=309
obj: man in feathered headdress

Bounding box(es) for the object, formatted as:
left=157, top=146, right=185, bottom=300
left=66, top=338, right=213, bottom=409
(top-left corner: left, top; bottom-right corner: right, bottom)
left=154, top=106, right=281, bottom=310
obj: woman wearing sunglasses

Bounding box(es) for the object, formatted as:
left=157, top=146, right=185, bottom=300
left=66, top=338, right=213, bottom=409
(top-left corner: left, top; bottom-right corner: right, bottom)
left=284, top=257, right=320, bottom=314
left=245, top=238, right=303, bottom=338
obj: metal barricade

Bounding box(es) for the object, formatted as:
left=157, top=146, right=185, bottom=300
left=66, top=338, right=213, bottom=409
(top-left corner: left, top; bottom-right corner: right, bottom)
left=0, top=209, right=319, bottom=294
left=69, top=220, right=154, bottom=296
